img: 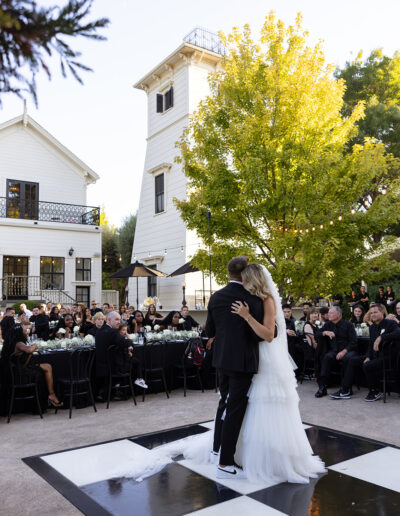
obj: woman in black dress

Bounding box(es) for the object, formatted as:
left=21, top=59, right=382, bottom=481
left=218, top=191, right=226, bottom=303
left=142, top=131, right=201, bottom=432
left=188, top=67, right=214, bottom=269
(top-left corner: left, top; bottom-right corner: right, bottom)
left=6, top=323, right=63, bottom=407
left=160, top=311, right=185, bottom=331
left=386, top=285, right=396, bottom=313
left=349, top=304, right=365, bottom=325
left=143, top=304, right=163, bottom=328
left=303, top=308, right=320, bottom=349
left=80, top=308, right=94, bottom=336
left=128, top=311, right=145, bottom=333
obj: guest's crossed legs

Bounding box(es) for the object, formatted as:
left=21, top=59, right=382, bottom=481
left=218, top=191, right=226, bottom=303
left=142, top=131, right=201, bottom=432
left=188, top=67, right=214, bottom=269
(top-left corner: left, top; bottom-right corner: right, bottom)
left=213, top=369, right=253, bottom=466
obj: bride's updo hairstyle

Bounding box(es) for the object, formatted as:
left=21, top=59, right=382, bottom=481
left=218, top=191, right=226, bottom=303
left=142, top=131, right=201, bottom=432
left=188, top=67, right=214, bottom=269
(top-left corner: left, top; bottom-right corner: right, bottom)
left=242, top=264, right=272, bottom=300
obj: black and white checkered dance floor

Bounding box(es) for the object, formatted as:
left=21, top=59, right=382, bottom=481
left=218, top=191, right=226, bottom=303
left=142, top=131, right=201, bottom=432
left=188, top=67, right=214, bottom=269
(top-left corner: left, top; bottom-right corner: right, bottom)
left=23, top=421, right=400, bottom=515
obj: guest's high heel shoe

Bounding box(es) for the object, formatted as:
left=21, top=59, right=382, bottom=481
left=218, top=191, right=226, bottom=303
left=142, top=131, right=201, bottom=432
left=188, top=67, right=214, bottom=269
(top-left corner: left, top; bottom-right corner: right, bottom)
left=48, top=394, right=63, bottom=408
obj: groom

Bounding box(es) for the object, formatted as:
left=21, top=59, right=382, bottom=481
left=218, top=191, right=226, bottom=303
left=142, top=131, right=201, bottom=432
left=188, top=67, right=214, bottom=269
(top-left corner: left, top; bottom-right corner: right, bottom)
left=206, top=256, right=264, bottom=478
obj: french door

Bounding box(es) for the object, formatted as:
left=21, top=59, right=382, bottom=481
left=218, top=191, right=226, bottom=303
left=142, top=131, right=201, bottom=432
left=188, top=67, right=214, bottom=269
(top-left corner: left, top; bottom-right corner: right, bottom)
left=6, top=179, right=39, bottom=220
left=3, top=256, right=29, bottom=299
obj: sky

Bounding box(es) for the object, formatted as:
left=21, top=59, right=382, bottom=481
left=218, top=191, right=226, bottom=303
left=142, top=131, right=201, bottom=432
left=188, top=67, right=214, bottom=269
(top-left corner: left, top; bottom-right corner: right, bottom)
left=2, top=0, right=400, bottom=227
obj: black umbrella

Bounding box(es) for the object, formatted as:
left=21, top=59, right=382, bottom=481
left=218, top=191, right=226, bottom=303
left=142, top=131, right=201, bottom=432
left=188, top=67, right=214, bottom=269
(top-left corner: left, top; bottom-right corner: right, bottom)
left=169, top=261, right=199, bottom=277
left=109, top=261, right=167, bottom=308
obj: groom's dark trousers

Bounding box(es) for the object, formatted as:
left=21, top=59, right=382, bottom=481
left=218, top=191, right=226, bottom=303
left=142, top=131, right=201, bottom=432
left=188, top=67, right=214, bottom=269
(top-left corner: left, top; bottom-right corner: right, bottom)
left=206, top=281, right=264, bottom=467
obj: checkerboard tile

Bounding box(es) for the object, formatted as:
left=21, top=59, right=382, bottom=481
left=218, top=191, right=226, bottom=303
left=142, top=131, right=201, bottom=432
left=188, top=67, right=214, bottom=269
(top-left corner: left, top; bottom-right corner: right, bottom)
left=23, top=421, right=400, bottom=516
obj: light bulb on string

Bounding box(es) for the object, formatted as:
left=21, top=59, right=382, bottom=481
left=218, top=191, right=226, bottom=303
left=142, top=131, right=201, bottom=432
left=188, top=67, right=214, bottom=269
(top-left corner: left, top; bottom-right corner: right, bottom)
left=320, top=224, right=324, bottom=229
left=134, top=254, right=136, bottom=261
left=338, top=212, right=343, bottom=221
left=312, top=225, right=316, bottom=231
left=148, top=251, right=151, bottom=258
left=364, top=199, right=369, bottom=206
left=330, top=217, right=333, bottom=225
left=382, top=185, right=387, bottom=195
left=181, top=246, right=184, bottom=253
left=164, top=249, right=167, bottom=255
left=119, top=255, right=122, bottom=262
left=351, top=204, right=355, bottom=214
left=104, top=256, right=107, bottom=263
left=305, top=228, right=309, bottom=233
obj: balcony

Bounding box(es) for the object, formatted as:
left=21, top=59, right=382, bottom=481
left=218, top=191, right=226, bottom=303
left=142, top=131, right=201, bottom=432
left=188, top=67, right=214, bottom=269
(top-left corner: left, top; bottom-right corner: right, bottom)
left=183, top=27, right=226, bottom=55
left=0, top=197, right=100, bottom=226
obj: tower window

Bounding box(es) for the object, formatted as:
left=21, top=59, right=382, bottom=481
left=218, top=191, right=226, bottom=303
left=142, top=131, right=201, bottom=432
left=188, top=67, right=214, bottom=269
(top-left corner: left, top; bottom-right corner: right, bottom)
left=156, top=86, right=174, bottom=113
left=155, top=173, right=165, bottom=213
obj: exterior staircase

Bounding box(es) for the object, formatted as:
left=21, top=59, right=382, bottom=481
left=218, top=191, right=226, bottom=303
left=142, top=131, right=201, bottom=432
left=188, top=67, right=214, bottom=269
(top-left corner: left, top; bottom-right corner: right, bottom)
left=1, top=276, right=76, bottom=305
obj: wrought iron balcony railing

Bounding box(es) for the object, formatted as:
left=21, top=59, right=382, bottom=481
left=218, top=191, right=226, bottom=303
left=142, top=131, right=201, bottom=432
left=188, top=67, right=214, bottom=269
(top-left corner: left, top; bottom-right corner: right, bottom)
left=183, top=27, right=226, bottom=55
left=0, top=197, right=100, bottom=226
left=1, top=275, right=76, bottom=304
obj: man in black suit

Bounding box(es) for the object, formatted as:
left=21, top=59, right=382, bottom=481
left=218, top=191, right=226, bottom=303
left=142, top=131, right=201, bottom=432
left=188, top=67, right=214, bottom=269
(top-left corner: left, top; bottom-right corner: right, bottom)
left=206, top=256, right=264, bottom=479
left=95, top=311, right=129, bottom=399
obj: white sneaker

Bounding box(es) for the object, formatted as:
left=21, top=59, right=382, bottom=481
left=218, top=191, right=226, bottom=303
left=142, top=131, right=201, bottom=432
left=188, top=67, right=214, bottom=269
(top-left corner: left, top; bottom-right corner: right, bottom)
left=216, top=465, right=247, bottom=479
left=135, top=378, right=148, bottom=389
left=209, top=451, right=219, bottom=465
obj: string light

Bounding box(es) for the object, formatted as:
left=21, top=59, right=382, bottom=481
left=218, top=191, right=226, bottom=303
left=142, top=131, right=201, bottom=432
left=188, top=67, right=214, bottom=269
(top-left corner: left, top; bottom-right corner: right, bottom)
left=119, top=255, right=122, bottom=262
left=320, top=224, right=324, bottom=229
left=104, top=256, right=107, bottom=263
left=338, top=212, right=342, bottom=221
left=181, top=246, right=184, bottom=253
left=164, top=249, right=167, bottom=255
left=351, top=204, right=355, bottom=214
left=382, top=185, right=387, bottom=195
left=330, top=216, right=333, bottom=225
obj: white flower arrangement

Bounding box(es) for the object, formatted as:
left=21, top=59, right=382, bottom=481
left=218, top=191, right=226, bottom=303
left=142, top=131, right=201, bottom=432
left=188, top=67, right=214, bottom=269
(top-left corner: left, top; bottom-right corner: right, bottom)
left=73, top=326, right=80, bottom=334
left=315, top=320, right=321, bottom=327
left=57, top=328, right=66, bottom=334
left=179, top=318, right=185, bottom=324
left=70, top=337, right=80, bottom=347
left=145, top=325, right=152, bottom=332
left=129, top=333, right=138, bottom=342
left=83, top=334, right=95, bottom=345
left=154, top=324, right=160, bottom=331
left=143, top=297, right=156, bottom=308
left=360, top=323, right=367, bottom=328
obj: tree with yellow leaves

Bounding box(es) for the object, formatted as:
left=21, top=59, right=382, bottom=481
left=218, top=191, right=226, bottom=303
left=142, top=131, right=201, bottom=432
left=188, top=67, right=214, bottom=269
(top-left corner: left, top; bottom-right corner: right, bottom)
left=176, top=13, right=400, bottom=298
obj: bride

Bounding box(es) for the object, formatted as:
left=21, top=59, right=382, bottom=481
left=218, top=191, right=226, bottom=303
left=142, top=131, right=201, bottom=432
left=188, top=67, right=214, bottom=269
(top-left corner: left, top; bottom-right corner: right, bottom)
left=228, top=263, right=325, bottom=483
left=110, top=263, right=325, bottom=484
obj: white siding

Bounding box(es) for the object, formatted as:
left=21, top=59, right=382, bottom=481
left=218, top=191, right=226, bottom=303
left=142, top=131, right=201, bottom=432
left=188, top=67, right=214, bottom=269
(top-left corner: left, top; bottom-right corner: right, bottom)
left=131, top=51, right=222, bottom=310
left=0, top=124, right=87, bottom=204
left=0, top=117, right=101, bottom=304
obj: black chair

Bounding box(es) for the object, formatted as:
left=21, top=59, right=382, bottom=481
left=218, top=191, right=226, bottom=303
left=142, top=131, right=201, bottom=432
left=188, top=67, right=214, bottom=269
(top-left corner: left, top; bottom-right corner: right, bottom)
left=298, top=338, right=316, bottom=383
left=381, top=341, right=400, bottom=403
left=7, top=352, right=43, bottom=423
left=142, top=341, right=169, bottom=401
left=173, top=338, right=205, bottom=397
left=105, top=345, right=137, bottom=409
left=56, top=348, right=97, bottom=418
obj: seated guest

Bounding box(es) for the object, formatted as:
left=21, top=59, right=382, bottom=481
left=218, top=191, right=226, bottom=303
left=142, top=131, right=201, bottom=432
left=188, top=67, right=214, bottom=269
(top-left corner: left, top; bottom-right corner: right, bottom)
left=349, top=304, right=365, bottom=325
left=90, top=300, right=102, bottom=316
left=80, top=308, right=94, bottom=336
left=283, top=304, right=302, bottom=368
left=386, top=285, right=396, bottom=313
left=387, top=300, right=400, bottom=324
left=19, top=303, right=32, bottom=318
left=299, top=302, right=312, bottom=321
left=143, top=303, right=163, bottom=328
left=94, top=311, right=131, bottom=398
left=128, top=310, right=145, bottom=333
left=330, top=303, right=400, bottom=401
left=88, top=311, right=105, bottom=336
left=0, top=307, right=15, bottom=351
left=74, top=303, right=85, bottom=325
left=46, top=302, right=52, bottom=315
left=364, top=303, right=387, bottom=325
left=55, top=314, right=74, bottom=339
left=315, top=305, right=357, bottom=398
left=160, top=311, right=184, bottom=330
left=319, top=306, right=329, bottom=324
left=30, top=306, right=50, bottom=341
left=359, top=286, right=369, bottom=312
left=180, top=306, right=200, bottom=330
left=119, top=305, right=127, bottom=316
left=4, top=323, right=62, bottom=407
left=49, top=306, right=61, bottom=322
left=118, top=323, right=147, bottom=389
left=102, top=302, right=111, bottom=314
left=304, top=308, right=320, bottom=349
left=347, top=291, right=359, bottom=311
left=375, top=286, right=386, bottom=305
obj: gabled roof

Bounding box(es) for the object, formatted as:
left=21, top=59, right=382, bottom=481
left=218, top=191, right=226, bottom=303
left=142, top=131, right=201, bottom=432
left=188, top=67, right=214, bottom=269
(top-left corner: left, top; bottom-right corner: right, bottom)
left=0, top=114, right=99, bottom=183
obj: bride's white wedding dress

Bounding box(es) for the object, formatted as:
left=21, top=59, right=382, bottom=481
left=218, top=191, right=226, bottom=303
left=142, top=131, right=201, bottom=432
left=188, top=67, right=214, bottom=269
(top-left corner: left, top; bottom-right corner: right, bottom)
left=110, top=266, right=325, bottom=484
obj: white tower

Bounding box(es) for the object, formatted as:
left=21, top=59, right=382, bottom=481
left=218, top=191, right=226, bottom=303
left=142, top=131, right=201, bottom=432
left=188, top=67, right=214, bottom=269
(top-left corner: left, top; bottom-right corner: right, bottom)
left=130, top=28, right=224, bottom=310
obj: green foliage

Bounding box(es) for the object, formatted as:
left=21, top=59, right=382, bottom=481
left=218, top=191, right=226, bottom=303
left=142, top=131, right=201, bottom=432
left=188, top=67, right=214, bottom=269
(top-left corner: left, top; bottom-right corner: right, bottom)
left=176, top=13, right=400, bottom=298
left=0, top=0, right=109, bottom=105
left=336, top=49, right=400, bottom=158
left=118, top=213, right=137, bottom=267
left=12, top=300, right=38, bottom=311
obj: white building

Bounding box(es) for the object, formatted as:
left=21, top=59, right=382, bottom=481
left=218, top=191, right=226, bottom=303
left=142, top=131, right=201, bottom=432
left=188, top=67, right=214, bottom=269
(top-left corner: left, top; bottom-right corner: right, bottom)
left=130, top=28, right=224, bottom=310
left=0, top=111, right=102, bottom=306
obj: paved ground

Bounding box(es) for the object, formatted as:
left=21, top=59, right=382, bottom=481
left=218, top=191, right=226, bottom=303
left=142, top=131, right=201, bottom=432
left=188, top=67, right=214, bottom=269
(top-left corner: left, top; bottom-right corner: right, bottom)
left=0, top=381, right=399, bottom=516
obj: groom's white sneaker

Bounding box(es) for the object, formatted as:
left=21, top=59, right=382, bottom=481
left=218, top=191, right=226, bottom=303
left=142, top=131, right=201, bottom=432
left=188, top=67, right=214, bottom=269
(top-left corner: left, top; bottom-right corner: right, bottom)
left=216, top=465, right=247, bottom=479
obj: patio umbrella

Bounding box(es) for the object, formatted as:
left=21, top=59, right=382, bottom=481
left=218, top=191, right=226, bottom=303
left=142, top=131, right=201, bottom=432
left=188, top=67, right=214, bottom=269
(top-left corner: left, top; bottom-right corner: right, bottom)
left=109, top=261, right=167, bottom=308
left=169, top=261, right=199, bottom=277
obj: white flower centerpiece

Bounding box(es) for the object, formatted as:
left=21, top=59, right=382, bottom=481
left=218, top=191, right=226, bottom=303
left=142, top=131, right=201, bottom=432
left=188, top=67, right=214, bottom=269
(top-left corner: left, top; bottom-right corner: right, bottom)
left=360, top=322, right=369, bottom=337
left=179, top=318, right=185, bottom=325
left=83, top=334, right=95, bottom=346
left=57, top=328, right=66, bottom=335
left=73, top=325, right=80, bottom=336
left=153, top=324, right=160, bottom=332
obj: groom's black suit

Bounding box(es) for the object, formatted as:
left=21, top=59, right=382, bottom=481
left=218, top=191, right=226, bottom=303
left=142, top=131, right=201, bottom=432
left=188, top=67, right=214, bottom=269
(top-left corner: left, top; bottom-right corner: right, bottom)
left=206, top=281, right=264, bottom=466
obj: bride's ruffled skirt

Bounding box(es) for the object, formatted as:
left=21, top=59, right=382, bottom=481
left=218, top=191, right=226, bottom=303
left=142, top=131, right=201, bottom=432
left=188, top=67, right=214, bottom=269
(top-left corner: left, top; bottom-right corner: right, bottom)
left=110, top=338, right=325, bottom=484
